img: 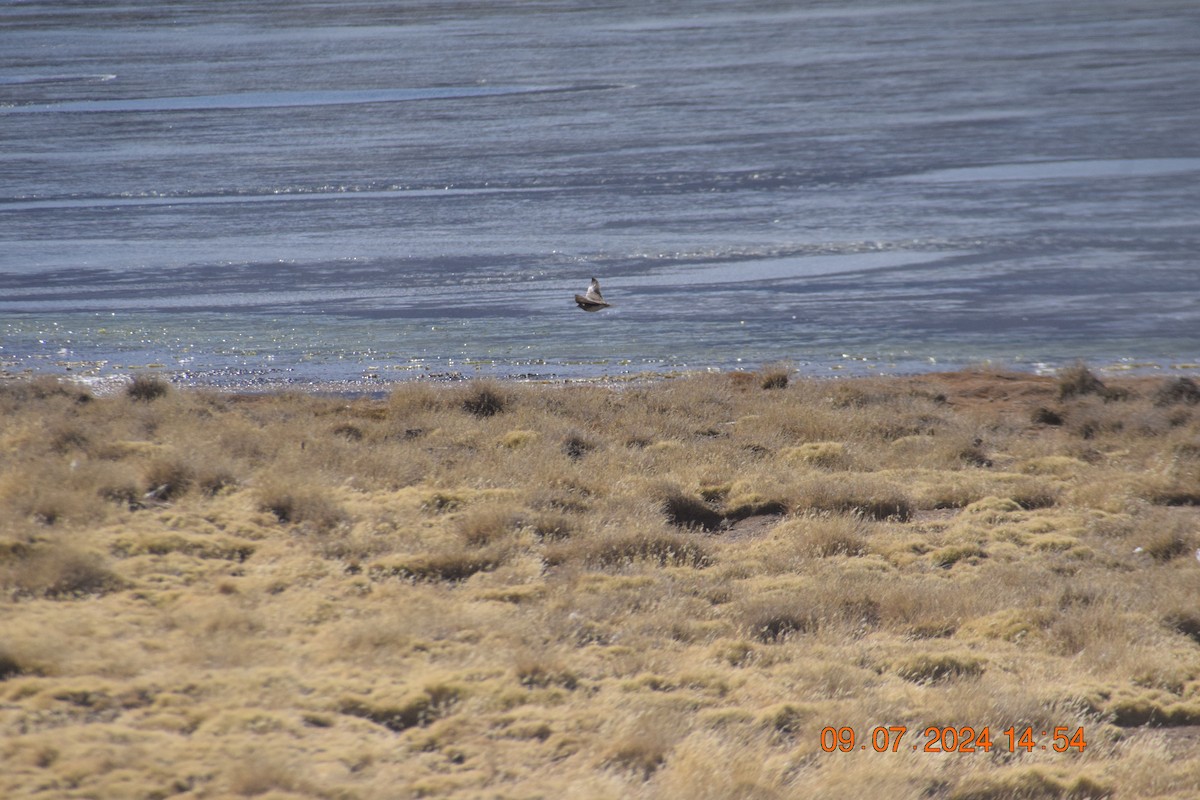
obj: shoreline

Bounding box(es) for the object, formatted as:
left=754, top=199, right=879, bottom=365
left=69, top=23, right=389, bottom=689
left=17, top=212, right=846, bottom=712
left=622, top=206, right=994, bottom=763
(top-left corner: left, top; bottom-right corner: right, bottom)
left=6, top=355, right=1200, bottom=400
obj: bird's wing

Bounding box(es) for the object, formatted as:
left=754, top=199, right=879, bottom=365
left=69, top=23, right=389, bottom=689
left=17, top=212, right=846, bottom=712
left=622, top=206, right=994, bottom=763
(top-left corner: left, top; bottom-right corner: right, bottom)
left=585, top=279, right=604, bottom=302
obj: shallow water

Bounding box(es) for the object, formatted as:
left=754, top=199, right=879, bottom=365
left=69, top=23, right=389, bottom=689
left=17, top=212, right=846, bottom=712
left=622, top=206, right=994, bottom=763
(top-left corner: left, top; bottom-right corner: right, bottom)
left=2, top=0, right=1199, bottom=388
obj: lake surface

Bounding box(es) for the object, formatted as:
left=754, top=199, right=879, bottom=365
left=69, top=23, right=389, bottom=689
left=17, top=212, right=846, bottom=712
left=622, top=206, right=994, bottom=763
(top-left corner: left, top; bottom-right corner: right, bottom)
left=3, top=0, right=1199, bottom=389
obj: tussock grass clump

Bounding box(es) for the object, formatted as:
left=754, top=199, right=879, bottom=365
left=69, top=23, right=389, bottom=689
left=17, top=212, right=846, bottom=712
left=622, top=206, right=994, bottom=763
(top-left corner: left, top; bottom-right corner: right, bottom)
left=371, top=548, right=508, bottom=582
left=142, top=455, right=194, bottom=501
left=1138, top=524, right=1193, bottom=561
left=1057, top=362, right=1107, bottom=399
left=737, top=583, right=882, bottom=642
left=1057, top=362, right=1128, bottom=402
left=1163, top=609, right=1200, bottom=645
left=126, top=373, right=171, bottom=402
left=514, top=650, right=579, bottom=690
left=460, top=379, right=509, bottom=417
left=894, top=652, right=985, bottom=683
left=0, top=645, right=30, bottom=681
left=388, top=380, right=445, bottom=414
left=257, top=482, right=348, bottom=532
left=456, top=505, right=526, bottom=547
left=46, top=423, right=90, bottom=454
left=227, top=756, right=310, bottom=798
left=740, top=598, right=820, bottom=642
left=562, top=430, right=597, bottom=460
left=547, top=530, right=712, bottom=570
left=500, top=429, right=539, bottom=448
left=949, top=769, right=1111, bottom=800
left=759, top=364, right=790, bottom=390
left=601, top=713, right=683, bottom=780
left=2, top=541, right=124, bottom=598
left=1107, top=694, right=1200, bottom=727
left=656, top=483, right=724, bottom=531
left=781, top=441, right=852, bottom=470
left=793, top=476, right=913, bottom=521
left=775, top=513, right=870, bottom=558
left=529, top=511, right=574, bottom=541
left=338, top=684, right=462, bottom=732
left=330, top=422, right=364, bottom=441
left=931, top=543, right=988, bottom=568
left=1154, top=376, right=1200, bottom=407
left=722, top=492, right=789, bottom=521
left=1032, top=406, right=1066, bottom=426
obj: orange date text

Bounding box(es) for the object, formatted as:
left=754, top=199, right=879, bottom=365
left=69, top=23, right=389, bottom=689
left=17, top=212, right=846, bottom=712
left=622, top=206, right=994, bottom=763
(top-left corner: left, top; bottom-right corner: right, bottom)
left=819, top=726, right=1087, bottom=753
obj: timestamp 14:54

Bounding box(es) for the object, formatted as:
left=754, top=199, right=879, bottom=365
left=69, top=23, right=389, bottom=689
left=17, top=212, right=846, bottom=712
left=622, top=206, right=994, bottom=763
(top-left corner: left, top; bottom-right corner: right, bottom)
left=819, top=725, right=1088, bottom=753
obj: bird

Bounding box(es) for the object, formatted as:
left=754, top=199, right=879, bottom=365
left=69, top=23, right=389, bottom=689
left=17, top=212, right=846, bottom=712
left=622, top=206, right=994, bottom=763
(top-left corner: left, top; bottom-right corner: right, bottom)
left=574, top=277, right=611, bottom=311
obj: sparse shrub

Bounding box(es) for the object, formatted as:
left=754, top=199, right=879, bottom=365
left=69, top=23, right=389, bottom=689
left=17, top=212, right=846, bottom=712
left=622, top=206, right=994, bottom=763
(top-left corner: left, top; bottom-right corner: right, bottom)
left=461, top=380, right=508, bottom=417
left=126, top=373, right=171, bottom=402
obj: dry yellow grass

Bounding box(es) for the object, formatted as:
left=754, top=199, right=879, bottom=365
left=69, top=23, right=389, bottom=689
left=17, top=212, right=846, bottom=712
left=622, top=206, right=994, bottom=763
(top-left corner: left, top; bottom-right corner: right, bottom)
left=1, top=367, right=1198, bottom=799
